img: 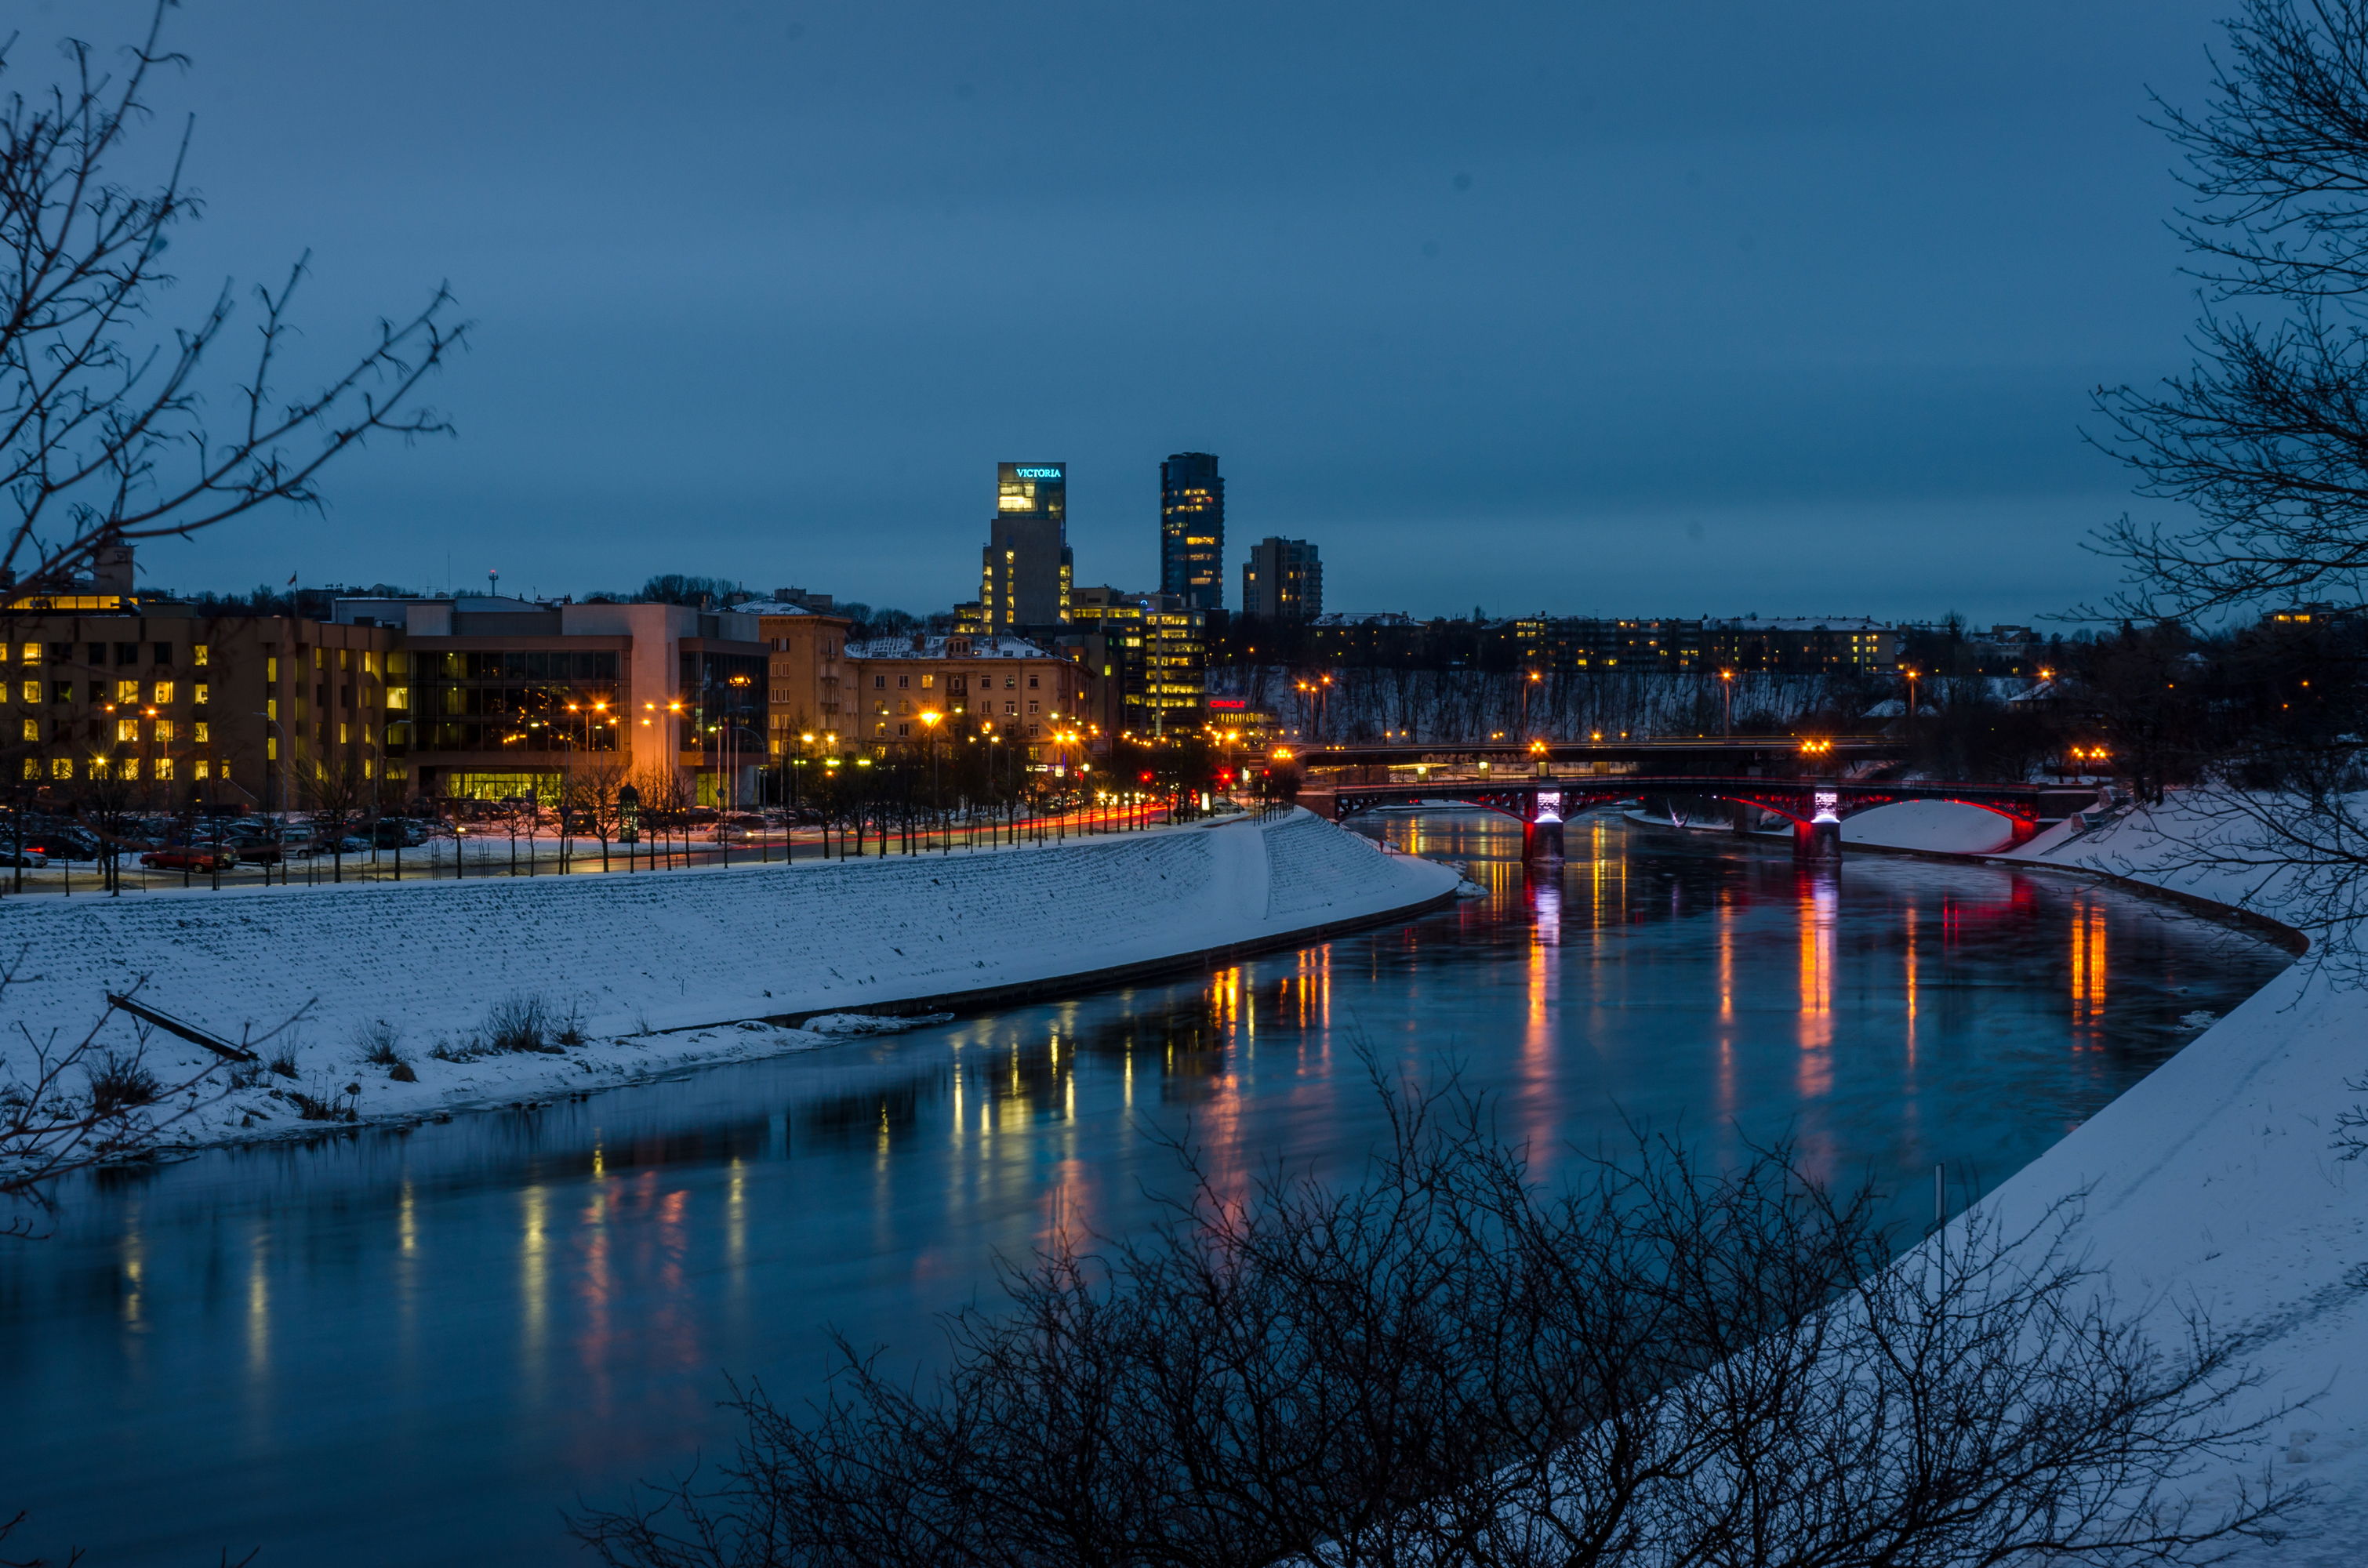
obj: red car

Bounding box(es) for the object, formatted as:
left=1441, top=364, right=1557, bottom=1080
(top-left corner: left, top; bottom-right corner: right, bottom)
left=142, top=846, right=239, bottom=872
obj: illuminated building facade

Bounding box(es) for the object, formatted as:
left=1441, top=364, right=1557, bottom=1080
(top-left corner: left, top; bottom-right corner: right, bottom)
left=842, top=632, right=1084, bottom=762
left=1159, top=452, right=1225, bottom=612
left=745, top=599, right=855, bottom=758
left=332, top=597, right=767, bottom=807
left=1240, top=536, right=1321, bottom=621
left=979, top=461, right=1073, bottom=632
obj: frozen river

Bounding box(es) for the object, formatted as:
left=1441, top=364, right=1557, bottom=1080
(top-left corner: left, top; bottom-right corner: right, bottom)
left=0, top=812, right=2292, bottom=1564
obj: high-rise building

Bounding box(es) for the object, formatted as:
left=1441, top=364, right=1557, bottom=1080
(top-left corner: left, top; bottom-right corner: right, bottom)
left=979, top=461, right=1073, bottom=632
left=1160, top=452, right=1225, bottom=611
left=1240, top=536, right=1321, bottom=621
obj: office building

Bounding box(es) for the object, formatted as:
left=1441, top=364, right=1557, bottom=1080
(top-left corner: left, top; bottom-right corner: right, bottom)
left=2, top=589, right=400, bottom=815
left=1159, top=452, right=1225, bottom=612
left=1240, top=537, right=1321, bottom=621
left=979, top=461, right=1073, bottom=632
left=1070, top=585, right=1206, bottom=739
left=332, top=596, right=768, bottom=807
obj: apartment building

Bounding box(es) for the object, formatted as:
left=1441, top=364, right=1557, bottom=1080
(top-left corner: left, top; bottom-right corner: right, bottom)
left=743, top=599, right=855, bottom=759
left=843, top=632, right=1085, bottom=761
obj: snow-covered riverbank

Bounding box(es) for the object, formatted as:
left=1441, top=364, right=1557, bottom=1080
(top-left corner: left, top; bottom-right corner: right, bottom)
left=1902, top=801, right=2366, bottom=1563
left=0, top=808, right=1455, bottom=1153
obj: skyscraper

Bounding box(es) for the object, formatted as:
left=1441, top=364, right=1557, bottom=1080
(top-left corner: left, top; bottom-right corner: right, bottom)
left=979, top=461, right=1073, bottom=631
left=1240, top=536, right=1321, bottom=621
left=1160, top=452, right=1225, bottom=612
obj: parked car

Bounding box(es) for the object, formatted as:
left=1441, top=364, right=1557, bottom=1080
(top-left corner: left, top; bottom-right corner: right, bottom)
left=26, top=829, right=98, bottom=861
left=231, top=840, right=285, bottom=866
left=0, top=850, right=47, bottom=868
left=372, top=818, right=427, bottom=848
left=143, top=846, right=238, bottom=872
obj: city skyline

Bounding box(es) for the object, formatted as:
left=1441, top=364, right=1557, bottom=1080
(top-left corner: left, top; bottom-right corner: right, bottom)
left=83, top=0, right=2229, bottom=628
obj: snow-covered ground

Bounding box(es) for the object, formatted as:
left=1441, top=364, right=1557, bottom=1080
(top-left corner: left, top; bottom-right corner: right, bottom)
left=1934, top=803, right=2368, bottom=1561
left=0, top=808, right=1455, bottom=1156
left=1840, top=798, right=2022, bottom=855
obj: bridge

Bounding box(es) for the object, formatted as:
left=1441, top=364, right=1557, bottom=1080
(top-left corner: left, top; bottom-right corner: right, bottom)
left=1307, top=775, right=2108, bottom=862
left=1277, top=734, right=1910, bottom=771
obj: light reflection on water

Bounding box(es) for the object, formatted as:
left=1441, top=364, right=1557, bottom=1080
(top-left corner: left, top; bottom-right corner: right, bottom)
left=0, top=813, right=2290, bottom=1566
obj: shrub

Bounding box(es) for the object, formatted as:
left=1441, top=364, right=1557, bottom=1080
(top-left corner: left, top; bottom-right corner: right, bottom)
left=83, top=1051, right=161, bottom=1119
left=266, top=1046, right=300, bottom=1080
left=353, top=1021, right=408, bottom=1068
left=573, top=1063, right=2304, bottom=1568
left=287, top=1083, right=360, bottom=1123
left=485, top=994, right=557, bottom=1054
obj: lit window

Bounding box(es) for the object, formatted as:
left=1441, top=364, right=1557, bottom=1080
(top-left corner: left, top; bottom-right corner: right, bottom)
left=385, top=687, right=407, bottom=710
left=18, top=681, right=35, bottom=704
left=193, top=644, right=209, bottom=666
left=116, top=718, right=137, bottom=742
left=194, top=684, right=209, bottom=706
left=154, top=757, right=173, bottom=781
left=19, top=759, right=36, bottom=780
left=194, top=760, right=211, bottom=779
left=50, top=757, right=71, bottom=779
left=18, top=644, right=37, bottom=663
left=194, top=721, right=209, bottom=743
left=152, top=720, right=174, bottom=742
left=152, top=681, right=173, bottom=704
left=18, top=719, right=35, bottom=742
left=115, top=680, right=140, bottom=705
left=267, top=736, right=278, bottom=760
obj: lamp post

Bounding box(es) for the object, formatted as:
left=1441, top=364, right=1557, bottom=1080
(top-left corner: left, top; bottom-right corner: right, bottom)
left=920, top=710, right=942, bottom=851
left=252, top=710, right=291, bottom=884
left=1720, top=669, right=1734, bottom=739
left=790, top=731, right=813, bottom=862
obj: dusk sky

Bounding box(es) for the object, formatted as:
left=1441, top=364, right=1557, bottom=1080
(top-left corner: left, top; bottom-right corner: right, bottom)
left=71, top=0, right=2224, bottom=625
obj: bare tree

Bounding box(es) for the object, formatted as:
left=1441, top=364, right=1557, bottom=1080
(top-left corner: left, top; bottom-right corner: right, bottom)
left=301, top=754, right=369, bottom=882
left=2, top=2, right=463, bottom=596
left=2, top=956, right=304, bottom=1240
left=572, top=756, right=628, bottom=872
left=2089, top=1, right=2368, bottom=618
left=572, top=1066, right=2301, bottom=1568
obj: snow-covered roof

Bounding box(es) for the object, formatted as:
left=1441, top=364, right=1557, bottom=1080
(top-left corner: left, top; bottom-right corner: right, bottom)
left=845, top=633, right=1052, bottom=659
left=1709, top=616, right=1894, bottom=633
left=1311, top=611, right=1415, bottom=626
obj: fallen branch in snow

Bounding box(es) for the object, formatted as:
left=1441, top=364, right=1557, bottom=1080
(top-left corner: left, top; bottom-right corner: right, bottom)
left=0, top=949, right=311, bottom=1240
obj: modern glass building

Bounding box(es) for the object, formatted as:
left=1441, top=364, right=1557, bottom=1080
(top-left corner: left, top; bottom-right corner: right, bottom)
left=980, top=461, right=1073, bottom=631
left=1159, top=452, right=1225, bottom=612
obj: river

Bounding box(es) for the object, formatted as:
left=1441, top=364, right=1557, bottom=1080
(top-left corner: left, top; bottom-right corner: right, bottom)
left=0, top=811, right=2292, bottom=1565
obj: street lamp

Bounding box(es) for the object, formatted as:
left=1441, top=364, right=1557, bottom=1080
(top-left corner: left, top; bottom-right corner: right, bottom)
left=920, top=710, right=942, bottom=850
left=1720, top=669, right=1734, bottom=738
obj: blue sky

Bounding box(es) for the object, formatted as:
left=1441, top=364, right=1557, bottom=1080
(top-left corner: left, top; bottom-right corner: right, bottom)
left=62, top=0, right=2223, bottom=624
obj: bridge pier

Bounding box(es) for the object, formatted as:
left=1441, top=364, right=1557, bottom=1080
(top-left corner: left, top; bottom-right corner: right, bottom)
left=1793, top=818, right=1842, bottom=862
left=1523, top=818, right=1565, bottom=861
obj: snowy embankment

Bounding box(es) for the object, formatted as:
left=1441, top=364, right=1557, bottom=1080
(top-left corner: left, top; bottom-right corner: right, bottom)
left=1920, top=803, right=2366, bottom=1563
left=1839, top=799, right=2022, bottom=855
left=0, top=808, right=1454, bottom=1152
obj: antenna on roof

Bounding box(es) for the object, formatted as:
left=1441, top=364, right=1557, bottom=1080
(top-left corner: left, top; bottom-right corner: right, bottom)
left=488, top=568, right=499, bottom=597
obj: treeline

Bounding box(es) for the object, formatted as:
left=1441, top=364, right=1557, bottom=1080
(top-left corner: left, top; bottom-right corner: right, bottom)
left=1218, top=610, right=2368, bottom=789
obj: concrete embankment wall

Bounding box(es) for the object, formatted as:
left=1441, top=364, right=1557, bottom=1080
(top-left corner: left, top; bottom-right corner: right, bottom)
left=0, top=809, right=1456, bottom=1059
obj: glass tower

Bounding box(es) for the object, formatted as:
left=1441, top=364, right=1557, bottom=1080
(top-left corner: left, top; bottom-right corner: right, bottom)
left=1160, top=452, right=1225, bottom=612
